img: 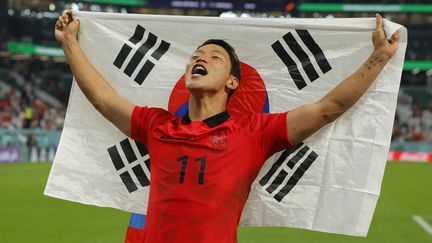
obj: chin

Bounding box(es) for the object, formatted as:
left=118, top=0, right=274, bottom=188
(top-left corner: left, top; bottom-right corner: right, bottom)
left=186, top=77, right=204, bottom=89
left=185, top=82, right=201, bottom=91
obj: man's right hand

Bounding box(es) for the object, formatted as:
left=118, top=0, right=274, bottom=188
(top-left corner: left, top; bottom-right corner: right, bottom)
left=55, top=10, right=80, bottom=45
left=54, top=10, right=134, bottom=137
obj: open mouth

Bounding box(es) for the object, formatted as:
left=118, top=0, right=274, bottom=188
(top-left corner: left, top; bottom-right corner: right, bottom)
left=191, top=64, right=208, bottom=76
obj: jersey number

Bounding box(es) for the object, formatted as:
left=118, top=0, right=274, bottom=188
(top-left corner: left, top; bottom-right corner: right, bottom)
left=177, top=156, right=207, bottom=185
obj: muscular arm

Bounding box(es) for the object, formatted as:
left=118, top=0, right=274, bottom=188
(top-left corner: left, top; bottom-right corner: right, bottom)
left=56, top=10, right=134, bottom=136
left=287, top=14, right=400, bottom=145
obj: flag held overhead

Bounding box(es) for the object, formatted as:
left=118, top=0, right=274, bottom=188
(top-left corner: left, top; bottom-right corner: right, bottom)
left=45, top=11, right=407, bottom=237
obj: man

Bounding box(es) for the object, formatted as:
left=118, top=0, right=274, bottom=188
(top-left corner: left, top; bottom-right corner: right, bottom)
left=55, top=10, right=399, bottom=243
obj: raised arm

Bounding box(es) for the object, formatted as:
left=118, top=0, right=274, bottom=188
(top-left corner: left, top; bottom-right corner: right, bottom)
left=287, top=14, right=400, bottom=145
left=55, top=10, right=134, bottom=136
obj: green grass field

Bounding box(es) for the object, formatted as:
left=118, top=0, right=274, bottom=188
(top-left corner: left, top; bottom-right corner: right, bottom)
left=0, top=162, right=431, bottom=243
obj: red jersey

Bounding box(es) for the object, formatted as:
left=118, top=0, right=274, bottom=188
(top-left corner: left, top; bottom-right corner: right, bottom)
left=130, top=106, right=292, bottom=243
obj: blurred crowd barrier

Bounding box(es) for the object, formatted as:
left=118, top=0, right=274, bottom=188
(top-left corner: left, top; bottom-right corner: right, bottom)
left=0, top=128, right=60, bottom=163
left=391, top=142, right=432, bottom=153
left=1, top=126, right=431, bottom=163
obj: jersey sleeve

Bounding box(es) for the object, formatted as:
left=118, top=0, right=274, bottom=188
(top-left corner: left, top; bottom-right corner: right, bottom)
left=130, top=106, right=172, bottom=145
left=250, top=112, right=294, bottom=158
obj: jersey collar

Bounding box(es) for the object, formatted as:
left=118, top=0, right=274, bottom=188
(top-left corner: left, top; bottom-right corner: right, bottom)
left=182, top=110, right=230, bottom=128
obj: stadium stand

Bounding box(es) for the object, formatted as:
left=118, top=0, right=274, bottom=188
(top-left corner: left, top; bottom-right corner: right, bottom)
left=0, top=0, right=431, bottom=162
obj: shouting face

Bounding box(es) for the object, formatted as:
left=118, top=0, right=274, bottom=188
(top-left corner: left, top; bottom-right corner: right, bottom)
left=185, top=44, right=238, bottom=98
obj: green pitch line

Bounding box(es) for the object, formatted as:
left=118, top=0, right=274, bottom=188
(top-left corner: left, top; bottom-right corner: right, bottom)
left=0, top=162, right=431, bottom=243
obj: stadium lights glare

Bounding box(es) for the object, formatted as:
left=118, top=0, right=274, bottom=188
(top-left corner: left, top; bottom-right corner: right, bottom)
left=220, top=11, right=238, bottom=18
left=90, top=4, right=102, bottom=12
left=49, top=3, right=56, bottom=12
left=71, top=3, right=79, bottom=11
left=243, top=3, right=256, bottom=10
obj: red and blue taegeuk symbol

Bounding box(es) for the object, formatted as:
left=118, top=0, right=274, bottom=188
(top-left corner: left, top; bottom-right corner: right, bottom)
left=168, top=62, right=269, bottom=116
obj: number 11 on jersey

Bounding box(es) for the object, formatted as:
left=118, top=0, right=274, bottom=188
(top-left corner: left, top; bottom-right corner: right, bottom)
left=177, top=156, right=207, bottom=185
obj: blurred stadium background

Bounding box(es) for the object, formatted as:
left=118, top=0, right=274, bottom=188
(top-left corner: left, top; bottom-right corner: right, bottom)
left=0, top=0, right=431, bottom=242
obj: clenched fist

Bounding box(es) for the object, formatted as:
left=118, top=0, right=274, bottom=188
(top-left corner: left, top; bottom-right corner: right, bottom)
left=55, top=10, right=80, bottom=45
left=372, top=14, right=400, bottom=59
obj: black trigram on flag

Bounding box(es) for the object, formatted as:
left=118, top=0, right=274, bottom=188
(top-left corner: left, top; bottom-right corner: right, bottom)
left=259, top=142, right=318, bottom=202
left=272, top=29, right=332, bottom=90
left=113, top=24, right=171, bottom=85
left=107, top=138, right=151, bottom=193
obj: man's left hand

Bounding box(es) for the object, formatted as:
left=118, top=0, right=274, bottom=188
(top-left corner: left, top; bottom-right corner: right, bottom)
left=372, top=14, right=400, bottom=59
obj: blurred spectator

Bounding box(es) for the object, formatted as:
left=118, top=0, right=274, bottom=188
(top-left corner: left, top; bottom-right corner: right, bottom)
left=23, top=102, right=33, bottom=128
left=392, top=89, right=432, bottom=144
left=0, top=57, right=68, bottom=130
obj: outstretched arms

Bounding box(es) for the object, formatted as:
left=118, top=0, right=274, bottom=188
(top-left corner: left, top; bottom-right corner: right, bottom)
left=287, top=14, right=400, bottom=146
left=55, top=10, right=134, bottom=136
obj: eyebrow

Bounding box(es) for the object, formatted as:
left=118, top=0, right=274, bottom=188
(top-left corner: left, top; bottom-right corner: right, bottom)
left=193, top=49, right=225, bottom=56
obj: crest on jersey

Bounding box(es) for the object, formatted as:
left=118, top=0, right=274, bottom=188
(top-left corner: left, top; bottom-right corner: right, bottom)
left=211, top=129, right=228, bottom=153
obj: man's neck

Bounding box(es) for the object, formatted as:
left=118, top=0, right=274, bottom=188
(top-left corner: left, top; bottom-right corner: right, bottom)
left=188, top=94, right=227, bottom=121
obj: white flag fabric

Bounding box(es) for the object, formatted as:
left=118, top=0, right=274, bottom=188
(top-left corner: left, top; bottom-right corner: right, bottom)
left=45, top=11, right=407, bottom=236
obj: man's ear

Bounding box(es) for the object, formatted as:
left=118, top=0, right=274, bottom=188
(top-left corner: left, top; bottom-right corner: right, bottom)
left=226, top=76, right=239, bottom=91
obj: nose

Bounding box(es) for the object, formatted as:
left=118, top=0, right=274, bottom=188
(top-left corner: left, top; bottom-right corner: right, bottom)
left=195, top=55, right=209, bottom=64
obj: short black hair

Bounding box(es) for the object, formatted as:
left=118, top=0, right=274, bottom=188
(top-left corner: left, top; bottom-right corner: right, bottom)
left=198, top=39, right=241, bottom=82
